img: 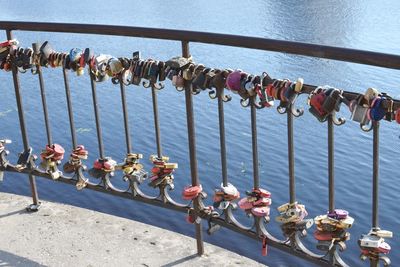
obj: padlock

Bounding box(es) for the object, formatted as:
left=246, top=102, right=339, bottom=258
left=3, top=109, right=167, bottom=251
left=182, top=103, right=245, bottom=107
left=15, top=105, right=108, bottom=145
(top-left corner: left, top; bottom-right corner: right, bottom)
left=309, top=89, right=329, bottom=121
left=149, top=62, right=160, bottom=84
left=327, top=209, right=348, bottom=220
left=226, top=70, right=243, bottom=92
left=350, top=102, right=370, bottom=125
left=370, top=228, right=393, bottom=239
left=193, top=68, right=211, bottom=90
left=157, top=61, right=167, bottom=82
left=39, top=41, right=54, bottom=59
left=322, top=88, right=342, bottom=113
left=182, top=64, right=195, bottom=80
left=359, top=234, right=392, bottom=255
left=108, top=57, right=123, bottom=76
left=167, top=69, right=177, bottom=81
left=16, top=147, right=33, bottom=170
left=251, top=206, right=270, bottom=217
left=165, top=56, right=191, bottom=70
left=369, top=97, right=386, bottom=121
left=203, top=70, right=216, bottom=89
left=364, top=87, right=379, bottom=105
left=175, top=72, right=185, bottom=88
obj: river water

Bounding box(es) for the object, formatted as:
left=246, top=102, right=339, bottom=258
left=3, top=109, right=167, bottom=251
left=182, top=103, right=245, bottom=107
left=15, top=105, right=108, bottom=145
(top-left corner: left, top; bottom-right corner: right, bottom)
left=0, top=1, right=399, bottom=266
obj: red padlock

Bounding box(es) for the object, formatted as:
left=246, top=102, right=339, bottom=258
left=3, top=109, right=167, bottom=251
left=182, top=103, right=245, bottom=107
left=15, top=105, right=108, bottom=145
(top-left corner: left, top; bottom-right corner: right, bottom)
left=310, top=92, right=327, bottom=116
left=182, top=185, right=203, bottom=200
left=262, top=237, right=268, bottom=256
left=314, top=230, right=334, bottom=241
left=395, top=109, right=400, bottom=124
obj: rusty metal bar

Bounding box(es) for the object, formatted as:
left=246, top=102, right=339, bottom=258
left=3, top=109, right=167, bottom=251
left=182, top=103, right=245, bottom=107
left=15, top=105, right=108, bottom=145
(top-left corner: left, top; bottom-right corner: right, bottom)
left=89, top=72, right=104, bottom=158
left=287, top=111, right=295, bottom=203
left=33, top=44, right=53, bottom=145
left=151, top=86, right=162, bottom=158
left=119, top=80, right=132, bottom=153
left=1, top=21, right=399, bottom=69
left=372, top=121, right=379, bottom=228
left=182, top=40, right=204, bottom=256
left=250, top=96, right=260, bottom=190
left=217, top=87, right=228, bottom=187
left=328, top=115, right=334, bottom=212
left=6, top=29, right=39, bottom=206
left=62, top=67, right=77, bottom=148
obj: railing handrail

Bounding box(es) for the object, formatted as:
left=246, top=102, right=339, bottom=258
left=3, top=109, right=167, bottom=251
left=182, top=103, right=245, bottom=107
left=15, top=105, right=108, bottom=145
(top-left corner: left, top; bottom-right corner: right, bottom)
left=1, top=21, right=400, bottom=70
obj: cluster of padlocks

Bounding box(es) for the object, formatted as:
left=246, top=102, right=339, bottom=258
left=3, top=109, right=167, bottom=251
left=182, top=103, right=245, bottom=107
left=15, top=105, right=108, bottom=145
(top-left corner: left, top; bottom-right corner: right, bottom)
left=0, top=38, right=396, bottom=266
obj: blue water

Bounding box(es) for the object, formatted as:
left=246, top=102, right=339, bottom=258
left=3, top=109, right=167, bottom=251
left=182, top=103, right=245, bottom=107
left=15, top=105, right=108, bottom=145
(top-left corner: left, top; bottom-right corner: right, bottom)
left=1, top=1, right=399, bottom=266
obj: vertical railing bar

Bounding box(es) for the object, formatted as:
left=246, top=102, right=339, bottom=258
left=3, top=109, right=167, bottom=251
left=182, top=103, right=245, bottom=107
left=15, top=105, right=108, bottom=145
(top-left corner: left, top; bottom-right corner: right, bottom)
left=372, top=121, right=379, bottom=228
left=62, top=67, right=77, bottom=148
left=89, top=72, right=105, bottom=158
left=328, top=115, right=334, bottom=212
left=217, top=87, right=228, bottom=187
left=151, top=85, right=162, bottom=158
left=6, top=31, right=29, bottom=149
left=250, top=96, right=260, bottom=190
left=182, top=40, right=204, bottom=256
left=6, top=29, right=39, bottom=206
left=287, top=111, right=295, bottom=203
left=119, top=80, right=132, bottom=154
left=34, top=52, right=53, bottom=145
left=371, top=121, right=380, bottom=267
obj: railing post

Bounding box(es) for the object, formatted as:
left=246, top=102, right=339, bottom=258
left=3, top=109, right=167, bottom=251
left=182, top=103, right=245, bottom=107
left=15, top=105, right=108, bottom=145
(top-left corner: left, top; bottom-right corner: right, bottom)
left=32, top=43, right=53, bottom=146
left=328, top=115, right=334, bottom=212
left=151, top=85, right=162, bottom=157
left=89, top=72, right=105, bottom=158
left=250, top=96, right=260, bottom=191
left=62, top=67, right=77, bottom=148
left=370, top=121, right=380, bottom=267
left=287, top=110, right=295, bottom=203
left=217, top=87, right=228, bottom=187
left=6, top=29, right=40, bottom=210
left=119, top=80, right=132, bottom=153
left=182, top=41, right=204, bottom=256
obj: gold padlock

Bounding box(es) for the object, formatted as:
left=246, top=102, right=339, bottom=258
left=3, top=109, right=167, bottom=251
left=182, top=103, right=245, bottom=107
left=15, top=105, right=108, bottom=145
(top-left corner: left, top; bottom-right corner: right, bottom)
left=76, top=178, right=88, bottom=190
left=77, top=67, right=84, bottom=76
left=183, top=68, right=193, bottom=80
left=294, top=78, right=304, bottom=93
left=164, top=163, right=178, bottom=169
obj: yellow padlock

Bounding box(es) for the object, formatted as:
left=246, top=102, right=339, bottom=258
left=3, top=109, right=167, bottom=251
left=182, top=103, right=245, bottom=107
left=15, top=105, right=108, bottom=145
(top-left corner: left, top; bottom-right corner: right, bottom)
left=164, top=163, right=178, bottom=169
left=294, top=78, right=304, bottom=93
left=77, top=67, right=84, bottom=76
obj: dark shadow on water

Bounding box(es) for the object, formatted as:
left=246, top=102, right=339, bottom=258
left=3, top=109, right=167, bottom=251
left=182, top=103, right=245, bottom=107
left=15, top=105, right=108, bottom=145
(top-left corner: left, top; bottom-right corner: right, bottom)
left=160, top=254, right=198, bottom=267
left=0, top=250, right=46, bottom=267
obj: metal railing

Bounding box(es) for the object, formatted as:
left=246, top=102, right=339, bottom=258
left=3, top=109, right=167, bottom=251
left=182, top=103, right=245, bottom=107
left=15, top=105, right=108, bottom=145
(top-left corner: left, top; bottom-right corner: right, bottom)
left=0, top=21, right=399, bottom=267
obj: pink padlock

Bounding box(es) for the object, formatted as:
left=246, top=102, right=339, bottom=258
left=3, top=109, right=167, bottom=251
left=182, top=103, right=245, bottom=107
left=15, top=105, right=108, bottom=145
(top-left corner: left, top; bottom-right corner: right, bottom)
left=254, top=188, right=271, bottom=198
left=93, top=160, right=103, bottom=170
left=226, top=70, right=242, bottom=92
left=254, top=197, right=271, bottom=206
left=175, top=75, right=185, bottom=88
left=251, top=206, right=270, bottom=217
left=238, top=197, right=253, bottom=210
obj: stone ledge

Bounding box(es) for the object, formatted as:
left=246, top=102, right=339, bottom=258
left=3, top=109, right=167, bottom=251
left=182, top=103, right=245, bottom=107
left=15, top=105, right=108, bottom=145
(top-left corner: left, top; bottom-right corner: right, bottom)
left=0, top=192, right=265, bottom=267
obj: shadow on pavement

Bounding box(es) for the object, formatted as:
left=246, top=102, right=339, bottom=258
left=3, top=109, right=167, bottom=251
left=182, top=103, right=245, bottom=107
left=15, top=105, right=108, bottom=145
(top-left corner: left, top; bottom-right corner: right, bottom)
left=160, top=254, right=198, bottom=267
left=0, top=250, right=46, bottom=267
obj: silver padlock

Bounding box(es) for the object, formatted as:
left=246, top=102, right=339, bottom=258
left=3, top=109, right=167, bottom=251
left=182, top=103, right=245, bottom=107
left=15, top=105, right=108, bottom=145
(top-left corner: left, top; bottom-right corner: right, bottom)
left=351, top=104, right=370, bottom=125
